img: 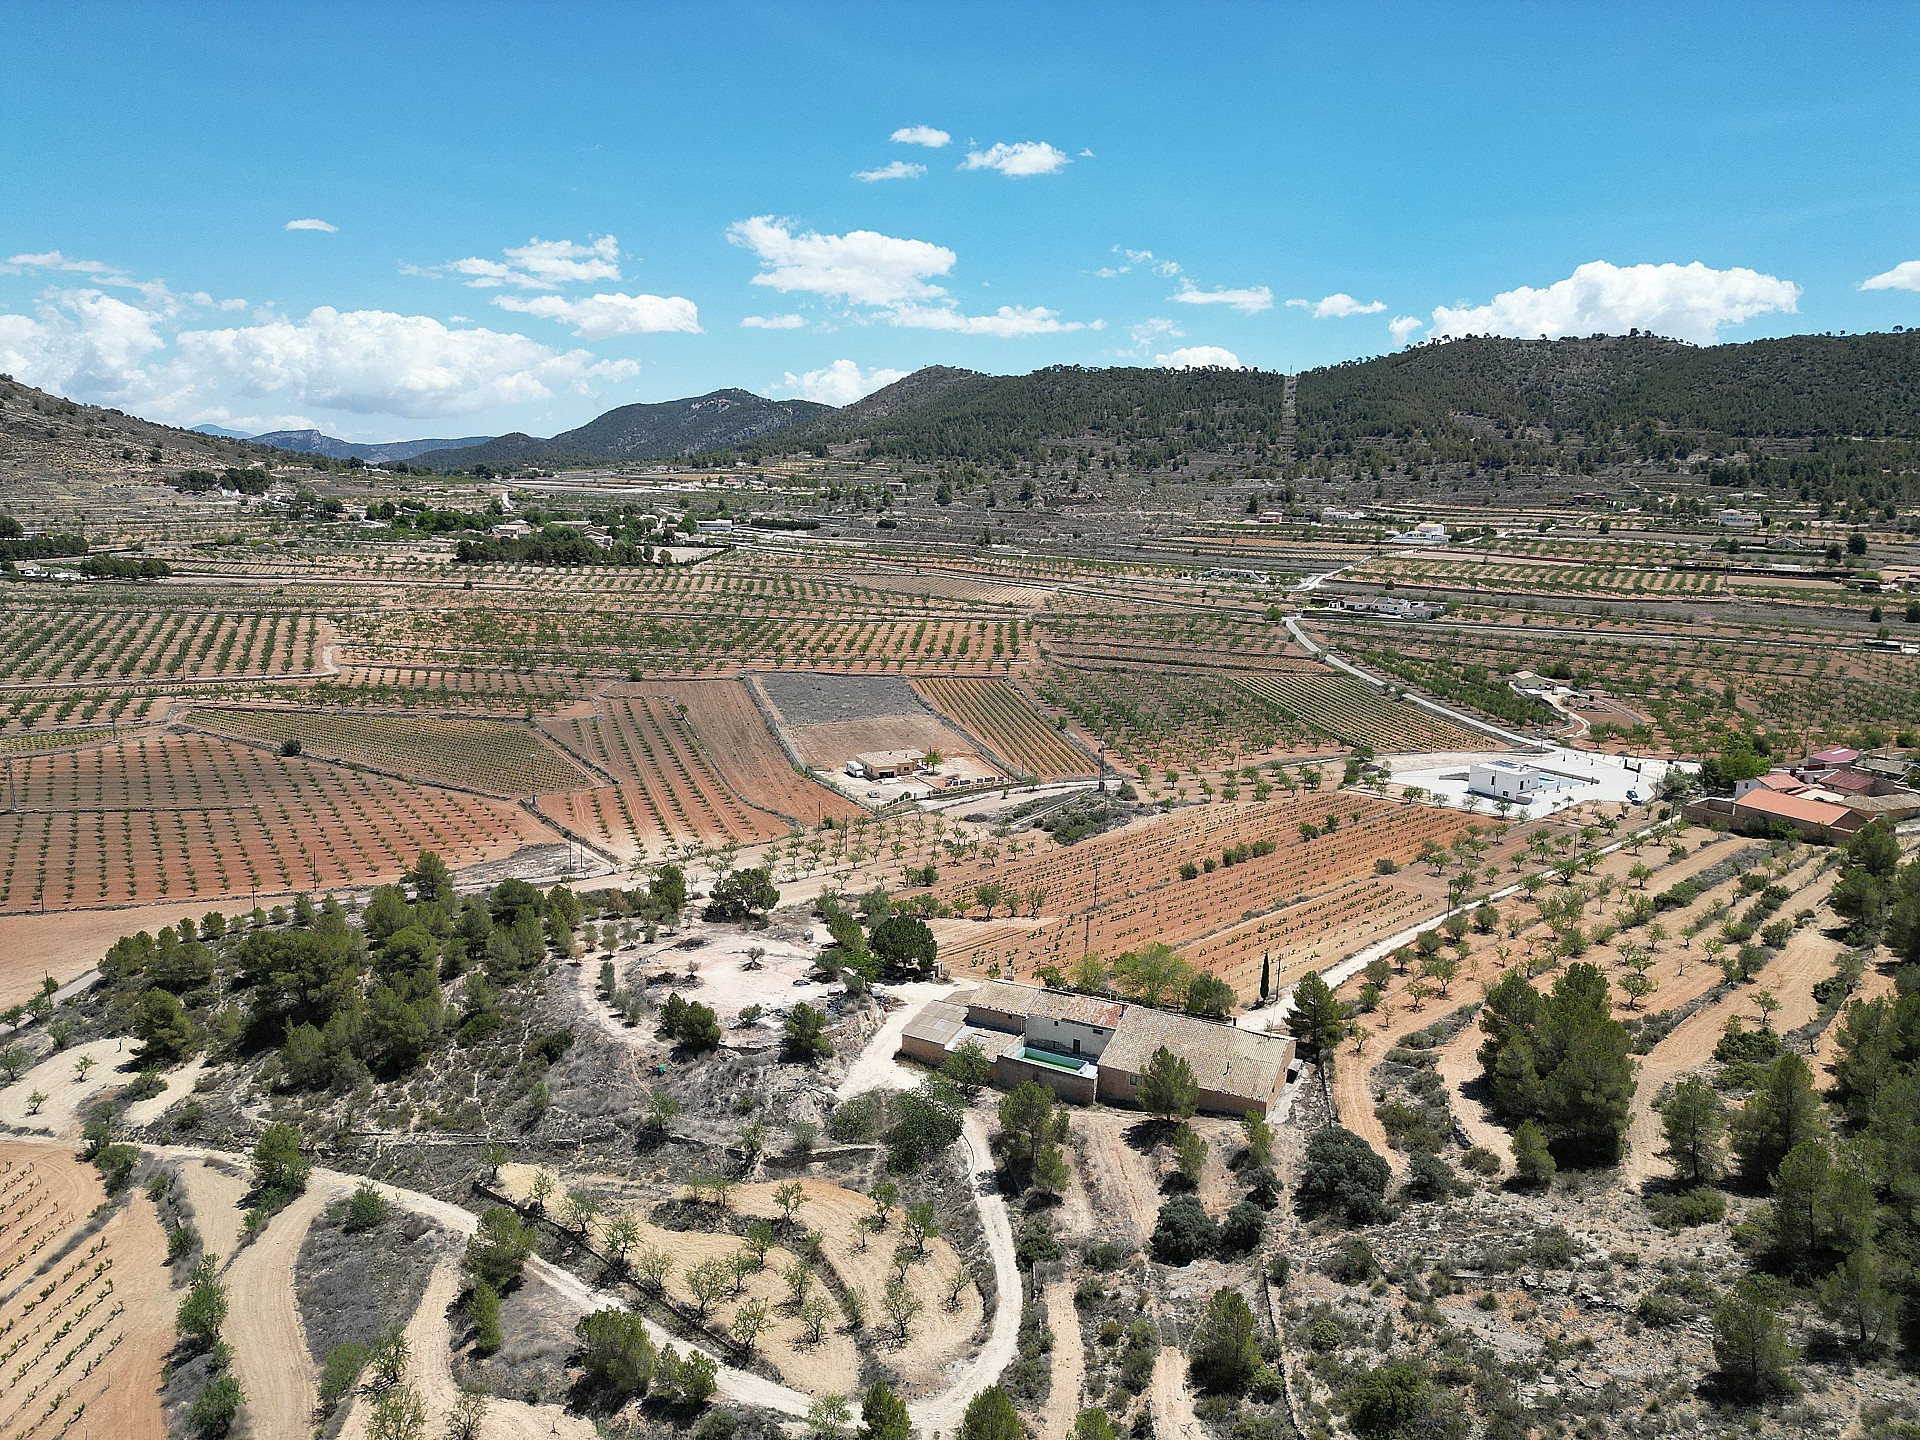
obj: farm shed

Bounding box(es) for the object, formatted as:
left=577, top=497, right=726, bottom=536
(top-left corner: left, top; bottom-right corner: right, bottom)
left=849, top=749, right=925, bottom=779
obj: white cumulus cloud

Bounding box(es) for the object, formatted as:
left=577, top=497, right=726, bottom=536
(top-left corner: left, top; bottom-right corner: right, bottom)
left=1428, top=260, right=1799, bottom=344
left=962, top=141, right=1071, bottom=177
left=727, top=215, right=955, bottom=307
left=1173, top=281, right=1273, bottom=314
left=0, top=290, right=170, bottom=403
left=1155, top=346, right=1242, bottom=370
left=439, top=235, right=622, bottom=290
left=173, top=308, right=637, bottom=416
left=741, top=314, right=805, bottom=329
left=856, top=160, right=926, bottom=182
left=284, top=218, right=338, bottom=233
left=1287, top=292, right=1386, bottom=319
left=0, top=281, right=639, bottom=423
left=1389, top=315, right=1424, bottom=346
left=778, top=359, right=909, bottom=406
left=891, top=125, right=951, bottom=148
left=491, top=290, right=699, bottom=339
left=886, top=303, right=1087, bottom=337
left=1861, top=260, right=1920, bottom=292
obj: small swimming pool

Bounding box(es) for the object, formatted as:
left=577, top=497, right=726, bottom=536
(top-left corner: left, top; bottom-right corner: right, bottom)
left=1017, top=1046, right=1090, bottom=1073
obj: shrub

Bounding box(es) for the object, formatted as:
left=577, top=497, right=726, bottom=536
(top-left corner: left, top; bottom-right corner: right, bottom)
left=177, top=1257, right=228, bottom=1350
left=1636, top=1294, right=1686, bottom=1328
left=1461, top=1146, right=1501, bottom=1176
left=827, top=1090, right=883, bottom=1142
left=1645, top=1187, right=1727, bottom=1230
left=1327, top=1238, right=1380, bottom=1285
left=344, top=1184, right=388, bottom=1233
left=575, top=1308, right=656, bottom=1404
left=319, top=1342, right=371, bottom=1408
left=1403, top=1151, right=1463, bottom=1203
left=1015, top=1218, right=1062, bottom=1268
left=1150, top=1194, right=1217, bottom=1265
left=1343, top=1361, right=1462, bottom=1440
left=188, top=1375, right=244, bottom=1438
left=1296, top=1126, right=1390, bottom=1224
left=1218, top=1200, right=1266, bottom=1254
left=469, top=1281, right=504, bottom=1355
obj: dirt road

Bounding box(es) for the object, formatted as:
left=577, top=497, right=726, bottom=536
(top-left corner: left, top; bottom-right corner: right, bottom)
left=1151, top=1345, right=1206, bottom=1440
left=1039, top=1276, right=1086, bottom=1440
left=1433, top=1023, right=1509, bottom=1173
left=912, top=1111, right=1022, bottom=1439
left=835, top=980, right=958, bottom=1100
left=335, top=1257, right=595, bottom=1440
left=175, top=1156, right=249, bottom=1269
left=227, top=1186, right=327, bottom=1440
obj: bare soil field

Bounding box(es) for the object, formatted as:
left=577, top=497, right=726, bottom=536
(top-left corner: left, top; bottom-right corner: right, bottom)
left=639, top=678, right=864, bottom=825
left=0, top=1141, right=171, bottom=1440
left=0, top=732, right=547, bottom=912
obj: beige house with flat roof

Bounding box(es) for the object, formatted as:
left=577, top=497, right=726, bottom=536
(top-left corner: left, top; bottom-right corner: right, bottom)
left=899, top=980, right=1295, bottom=1117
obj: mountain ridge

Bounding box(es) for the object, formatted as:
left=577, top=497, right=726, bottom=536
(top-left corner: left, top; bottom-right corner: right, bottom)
left=424, top=388, right=832, bottom=470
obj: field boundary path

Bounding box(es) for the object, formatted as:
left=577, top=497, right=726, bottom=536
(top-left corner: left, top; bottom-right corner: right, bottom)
left=911, top=1110, right=1022, bottom=1438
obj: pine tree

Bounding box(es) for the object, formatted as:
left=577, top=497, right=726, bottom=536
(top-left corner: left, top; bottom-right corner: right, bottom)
left=1712, top=1277, right=1798, bottom=1400
left=1289, top=971, right=1349, bottom=1057
left=1188, top=1286, right=1260, bottom=1394
left=1512, top=1120, right=1555, bottom=1189
left=1660, top=1075, right=1729, bottom=1186
left=1732, top=1053, right=1827, bottom=1186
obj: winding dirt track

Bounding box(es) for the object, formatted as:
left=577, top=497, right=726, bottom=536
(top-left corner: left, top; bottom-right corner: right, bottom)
left=226, top=1186, right=328, bottom=1439
left=912, top=1112, right=1022, bottom=1439
left=334, top=1258, right=595, bottom=1440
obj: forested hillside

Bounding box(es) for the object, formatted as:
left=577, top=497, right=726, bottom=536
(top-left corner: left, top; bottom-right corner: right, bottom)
left=428, top=389, right=830, bottom=470
left=705, top=331, right=1920, bottom=505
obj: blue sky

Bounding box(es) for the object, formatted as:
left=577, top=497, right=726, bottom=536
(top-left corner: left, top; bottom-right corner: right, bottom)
left=3, top=1, right=1917, bottom=440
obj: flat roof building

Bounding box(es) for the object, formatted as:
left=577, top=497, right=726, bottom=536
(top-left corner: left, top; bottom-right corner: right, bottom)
left=898, top=980, right=1295, bottom=1117
left=847, top=749, right=925, bottom=779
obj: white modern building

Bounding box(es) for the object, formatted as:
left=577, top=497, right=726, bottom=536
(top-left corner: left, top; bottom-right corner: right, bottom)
left=1468, top=759, right=1567, bottom=802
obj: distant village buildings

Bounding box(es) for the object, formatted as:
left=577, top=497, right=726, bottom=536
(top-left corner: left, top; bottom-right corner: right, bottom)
left=1688, top=748, right=1920, bottom=839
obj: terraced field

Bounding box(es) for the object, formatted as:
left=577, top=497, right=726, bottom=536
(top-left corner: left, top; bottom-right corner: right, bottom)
left=1033, top=663, right=1327, bottom=769
left=186, top=706, right=594, bottom=796
left=914, top=676, right=1095, bottom=778
left=640, top=679, right=863, bottom=827
left=1235, top=672, right=1482, bottom=752
left=0, top=733, right=543, bottom=910
left=539, top=696, right=797, bottom=857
